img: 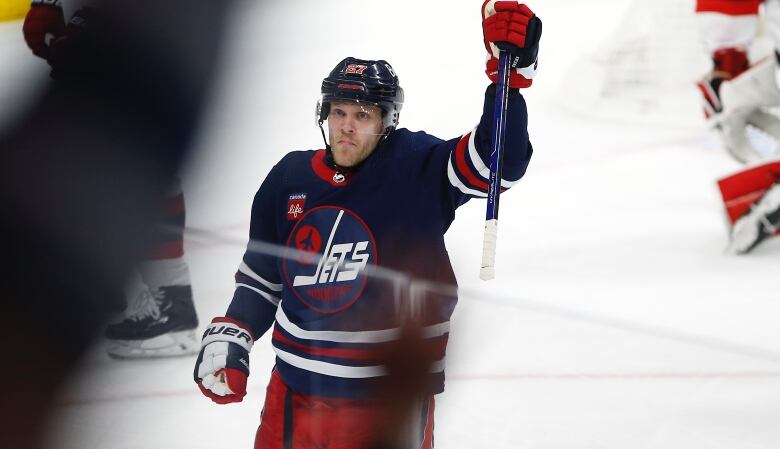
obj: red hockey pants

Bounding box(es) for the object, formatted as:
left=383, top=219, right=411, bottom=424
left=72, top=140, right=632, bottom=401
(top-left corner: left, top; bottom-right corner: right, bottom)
left=254, top=369, right=434, bottom=449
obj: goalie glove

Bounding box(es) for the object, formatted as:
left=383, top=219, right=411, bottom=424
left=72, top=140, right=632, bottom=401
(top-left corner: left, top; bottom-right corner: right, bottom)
left=194, top=318, right=254, bottom=404
left=481, top=0, right=542, bottom=88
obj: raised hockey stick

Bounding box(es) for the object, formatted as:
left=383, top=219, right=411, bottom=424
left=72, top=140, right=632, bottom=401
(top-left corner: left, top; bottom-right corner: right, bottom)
left=480, top=49, right=511, bottom=281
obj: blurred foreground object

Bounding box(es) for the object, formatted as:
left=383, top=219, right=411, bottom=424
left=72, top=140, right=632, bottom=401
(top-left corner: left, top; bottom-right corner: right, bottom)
left=0, top=0, right=232, bottom=447
left=25, top=4, right=203, bottom=359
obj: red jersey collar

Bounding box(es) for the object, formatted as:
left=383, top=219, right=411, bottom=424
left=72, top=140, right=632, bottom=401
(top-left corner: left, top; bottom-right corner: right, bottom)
left=311, top=149, right=356, bottom=186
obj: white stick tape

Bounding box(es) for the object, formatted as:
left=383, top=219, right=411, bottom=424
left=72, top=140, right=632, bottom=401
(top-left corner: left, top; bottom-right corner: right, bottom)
left=480, top=219, right=498, bottom=280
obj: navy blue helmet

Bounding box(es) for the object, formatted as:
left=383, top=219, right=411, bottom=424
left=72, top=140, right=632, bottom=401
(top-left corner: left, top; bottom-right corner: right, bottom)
left=317, top=57, right=404, bottom=132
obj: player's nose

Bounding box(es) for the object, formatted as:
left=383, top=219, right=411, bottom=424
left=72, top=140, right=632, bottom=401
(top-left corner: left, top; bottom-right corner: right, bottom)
left=340, top=119, right=356, bottom=134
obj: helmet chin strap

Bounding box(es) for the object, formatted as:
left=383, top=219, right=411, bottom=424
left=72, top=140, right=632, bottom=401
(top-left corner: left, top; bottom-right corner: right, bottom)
left=318, top=119, right=393, bottom=171
left=318, top=121, right=331, bottom=153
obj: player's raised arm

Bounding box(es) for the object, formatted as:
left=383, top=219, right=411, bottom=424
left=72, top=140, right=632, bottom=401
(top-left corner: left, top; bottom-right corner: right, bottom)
left=442, top=1, right=540, bottom=206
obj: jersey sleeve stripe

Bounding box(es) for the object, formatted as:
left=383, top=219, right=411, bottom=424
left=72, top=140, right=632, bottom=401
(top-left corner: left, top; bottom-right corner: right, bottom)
left=449, top=131, right=518, bottom=196
left=447, top=156, right=488, bottom=197
left=236, top=283, right=281, bottom=306
left=453, top=132, right=490, bottom=190
left=239, top=261, right=283, bottom=291
left=466, top=129, right=521, bottom=188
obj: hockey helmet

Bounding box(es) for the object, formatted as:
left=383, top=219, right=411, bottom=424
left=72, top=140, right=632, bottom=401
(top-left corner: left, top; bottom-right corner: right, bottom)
left=317, top=57, right=404, bottom=133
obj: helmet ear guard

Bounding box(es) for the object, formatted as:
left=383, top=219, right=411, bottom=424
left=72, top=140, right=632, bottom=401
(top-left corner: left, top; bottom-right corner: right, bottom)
left=316, top=100, right=329, bottom=126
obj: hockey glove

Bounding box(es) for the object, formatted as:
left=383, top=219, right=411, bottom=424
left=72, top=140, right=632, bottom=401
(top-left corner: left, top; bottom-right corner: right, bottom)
left=482, top=0, right=542, bottom=88
left=194, top=318, right=255, bottom=404
left=22, top=0, right=66, bottom=59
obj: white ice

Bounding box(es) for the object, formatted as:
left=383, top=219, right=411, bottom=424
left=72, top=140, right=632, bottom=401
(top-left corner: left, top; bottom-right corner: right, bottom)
left=2, top=0, right=780, bottom=448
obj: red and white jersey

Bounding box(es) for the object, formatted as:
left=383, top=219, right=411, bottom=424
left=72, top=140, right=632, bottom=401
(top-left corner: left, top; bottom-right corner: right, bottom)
left=695, top=0, right=780, bottom=53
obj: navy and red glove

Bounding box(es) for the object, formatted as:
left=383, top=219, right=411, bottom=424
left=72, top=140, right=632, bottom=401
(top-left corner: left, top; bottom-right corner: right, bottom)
left=194, top=318, right=255, bottom=404
left=482, top=0, right=542, bottom=88
left=22, top=0, right=66, bottom=59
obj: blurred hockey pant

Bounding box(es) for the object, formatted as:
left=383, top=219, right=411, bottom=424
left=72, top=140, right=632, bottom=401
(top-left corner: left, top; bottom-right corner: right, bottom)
left=254, top=369, right=435, bottom=449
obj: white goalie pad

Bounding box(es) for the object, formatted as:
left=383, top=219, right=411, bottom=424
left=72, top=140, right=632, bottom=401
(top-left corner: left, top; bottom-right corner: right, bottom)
left=714, top=57, right=780, bottom=163
left=719, top=56, right=780, bottom=113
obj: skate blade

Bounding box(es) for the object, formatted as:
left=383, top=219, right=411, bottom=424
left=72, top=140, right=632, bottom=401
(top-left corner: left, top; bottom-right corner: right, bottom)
left=107, top=330, right=199, bottom=359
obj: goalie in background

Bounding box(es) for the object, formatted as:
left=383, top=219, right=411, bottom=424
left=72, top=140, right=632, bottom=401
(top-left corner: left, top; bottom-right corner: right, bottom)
left=696, top=0, right=780, bottom=253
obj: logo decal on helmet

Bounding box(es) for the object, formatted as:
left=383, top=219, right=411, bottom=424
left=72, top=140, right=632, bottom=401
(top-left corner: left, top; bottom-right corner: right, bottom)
left=283, top=206, right=377, bottom=314
left=345, top=64, right=368, bottom=75
left=337, top=83, right=365, bottom=91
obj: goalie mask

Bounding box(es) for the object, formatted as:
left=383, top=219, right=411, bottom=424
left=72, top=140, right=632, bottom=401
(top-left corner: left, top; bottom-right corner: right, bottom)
left=316, top=57, right=404, bottom=137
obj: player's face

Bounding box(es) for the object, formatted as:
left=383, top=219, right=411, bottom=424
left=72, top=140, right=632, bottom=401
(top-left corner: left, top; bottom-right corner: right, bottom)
left=327, top=101, right=384, bottom=168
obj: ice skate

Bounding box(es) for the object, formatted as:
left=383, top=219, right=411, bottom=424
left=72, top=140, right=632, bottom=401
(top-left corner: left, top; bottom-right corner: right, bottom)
left=106, top=283, right=199, bottom=359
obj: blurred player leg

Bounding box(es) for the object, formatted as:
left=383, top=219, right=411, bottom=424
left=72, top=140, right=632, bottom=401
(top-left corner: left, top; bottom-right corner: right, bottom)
left=106, top=179, right=199, bottom=358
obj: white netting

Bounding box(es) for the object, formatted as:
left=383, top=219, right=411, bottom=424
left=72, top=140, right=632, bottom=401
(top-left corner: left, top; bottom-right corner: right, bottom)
left=560, top=0, right=773, bottom=127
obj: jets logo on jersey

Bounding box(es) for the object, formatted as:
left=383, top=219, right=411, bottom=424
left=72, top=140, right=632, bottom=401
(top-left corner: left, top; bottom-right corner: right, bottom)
left=283, top=206, right=377, bottom=314
left=287, top=193, right=306, bottom=220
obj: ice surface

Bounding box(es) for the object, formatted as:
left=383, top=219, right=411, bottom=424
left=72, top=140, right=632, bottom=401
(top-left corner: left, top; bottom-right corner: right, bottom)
left=2, top=1, right=779, bottom=448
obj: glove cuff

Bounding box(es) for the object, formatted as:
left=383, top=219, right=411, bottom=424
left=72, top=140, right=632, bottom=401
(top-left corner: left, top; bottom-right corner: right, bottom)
left=202, top=317, right=255, bottom=353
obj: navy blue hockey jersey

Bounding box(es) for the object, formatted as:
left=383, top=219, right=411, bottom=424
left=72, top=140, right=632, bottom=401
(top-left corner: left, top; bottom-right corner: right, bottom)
left=225, top=87, right=533, bottom=399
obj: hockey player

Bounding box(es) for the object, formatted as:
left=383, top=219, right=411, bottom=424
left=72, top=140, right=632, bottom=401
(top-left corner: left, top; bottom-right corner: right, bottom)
left=695, top=0, right=780, bottom=164
left=696, top=0, right=780, bottom=253
left=22, top=0, right=200, bottom=356
left=193, top=1, right=541, bottom=447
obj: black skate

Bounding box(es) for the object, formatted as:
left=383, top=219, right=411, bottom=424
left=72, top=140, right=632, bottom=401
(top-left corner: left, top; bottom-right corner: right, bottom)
left=728, top=183, right=780, bottom=254
left=106, top=284, right=199, bottom=358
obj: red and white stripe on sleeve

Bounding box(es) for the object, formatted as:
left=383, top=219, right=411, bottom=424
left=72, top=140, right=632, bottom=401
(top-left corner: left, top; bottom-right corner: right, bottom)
left=446, top=128, right=519, bottom=198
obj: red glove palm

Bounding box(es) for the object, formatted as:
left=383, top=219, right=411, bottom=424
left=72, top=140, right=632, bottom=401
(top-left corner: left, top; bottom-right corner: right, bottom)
left=22, top=0, right=66, bottom=59
left=482, top=1, right=542, bottom=88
